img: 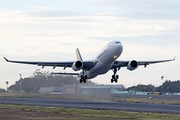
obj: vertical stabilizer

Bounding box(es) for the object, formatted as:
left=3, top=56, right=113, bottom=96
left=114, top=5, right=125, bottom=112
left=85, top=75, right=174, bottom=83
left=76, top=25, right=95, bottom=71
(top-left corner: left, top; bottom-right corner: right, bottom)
left=76, top=48, right=83, bottom=61
left=110, top=86, right=119, bottom=94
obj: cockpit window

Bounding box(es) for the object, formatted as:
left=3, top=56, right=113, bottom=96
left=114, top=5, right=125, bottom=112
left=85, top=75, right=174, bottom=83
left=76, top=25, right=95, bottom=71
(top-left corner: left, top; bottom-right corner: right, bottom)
left=115, top=42, right=121, bottom=43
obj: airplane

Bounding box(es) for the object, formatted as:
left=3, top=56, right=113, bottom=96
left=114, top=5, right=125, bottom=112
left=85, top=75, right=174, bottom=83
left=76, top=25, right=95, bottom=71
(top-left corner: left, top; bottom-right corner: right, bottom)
left=110, top=86, right=146, bottom=95
left=4, top=41, right=175, bottom=83
left=110, top=86, right=132, bottom=95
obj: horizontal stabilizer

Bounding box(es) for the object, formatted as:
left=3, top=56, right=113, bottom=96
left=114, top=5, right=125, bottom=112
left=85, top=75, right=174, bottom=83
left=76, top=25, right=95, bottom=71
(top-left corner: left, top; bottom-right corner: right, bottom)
left=51, top=72, right=79, bottom=75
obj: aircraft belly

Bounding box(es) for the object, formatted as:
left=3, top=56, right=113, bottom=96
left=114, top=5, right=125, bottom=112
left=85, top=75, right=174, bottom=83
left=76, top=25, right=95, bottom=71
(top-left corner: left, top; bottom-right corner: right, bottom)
left=88, top=61, right=111, bottom=79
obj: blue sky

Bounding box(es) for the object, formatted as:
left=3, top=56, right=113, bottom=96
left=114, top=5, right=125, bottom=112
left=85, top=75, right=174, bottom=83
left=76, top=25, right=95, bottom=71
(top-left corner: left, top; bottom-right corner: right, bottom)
left=0, top=0, right=179, bottom=89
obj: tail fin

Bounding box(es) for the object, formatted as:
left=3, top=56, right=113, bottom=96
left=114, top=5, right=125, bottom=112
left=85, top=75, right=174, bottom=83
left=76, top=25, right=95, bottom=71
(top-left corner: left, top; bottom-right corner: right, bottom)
left=76, top=48, right=83, bottom=61
left=110, top=86, right=119, bottom=94
left=111, top=86, right=118, bottom=92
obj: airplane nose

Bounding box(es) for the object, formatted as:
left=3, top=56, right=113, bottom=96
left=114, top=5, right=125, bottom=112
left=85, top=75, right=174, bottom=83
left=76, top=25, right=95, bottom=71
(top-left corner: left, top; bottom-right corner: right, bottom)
left=116, top=43, right=123, bottom=54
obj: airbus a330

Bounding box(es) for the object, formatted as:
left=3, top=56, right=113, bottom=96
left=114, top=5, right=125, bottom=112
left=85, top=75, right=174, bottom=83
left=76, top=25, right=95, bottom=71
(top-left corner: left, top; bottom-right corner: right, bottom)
left=4, top=41, right=175, bottom=83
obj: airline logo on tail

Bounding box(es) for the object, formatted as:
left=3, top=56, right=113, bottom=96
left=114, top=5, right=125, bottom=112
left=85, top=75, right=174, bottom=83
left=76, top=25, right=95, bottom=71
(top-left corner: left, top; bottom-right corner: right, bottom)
left=110, top=86, right=119, bottom=94
left=110, top=86, right=131, bottom=95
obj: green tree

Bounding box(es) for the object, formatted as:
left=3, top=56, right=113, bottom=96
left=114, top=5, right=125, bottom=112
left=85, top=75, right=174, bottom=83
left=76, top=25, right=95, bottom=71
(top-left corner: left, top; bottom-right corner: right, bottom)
left=126, top=84, right=155, bottom=92
left=156, top=80, right=180, bottom=93
left=8, top=69, right=96, bottom=93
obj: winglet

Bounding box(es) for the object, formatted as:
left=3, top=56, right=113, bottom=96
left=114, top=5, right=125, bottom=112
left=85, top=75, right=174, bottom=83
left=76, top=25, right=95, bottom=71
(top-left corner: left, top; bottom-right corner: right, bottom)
left=4, top=57, right=9, bottom=62
left=76, top=48, right=83, bottom=61
left=174, top=56, right=176, bottom=60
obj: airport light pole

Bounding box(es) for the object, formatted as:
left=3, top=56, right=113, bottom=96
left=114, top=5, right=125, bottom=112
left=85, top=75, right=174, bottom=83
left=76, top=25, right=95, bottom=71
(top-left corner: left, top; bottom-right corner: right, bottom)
left=19, top=74, right=22, bottom=93
left=6, top=81, right=9, bottom=91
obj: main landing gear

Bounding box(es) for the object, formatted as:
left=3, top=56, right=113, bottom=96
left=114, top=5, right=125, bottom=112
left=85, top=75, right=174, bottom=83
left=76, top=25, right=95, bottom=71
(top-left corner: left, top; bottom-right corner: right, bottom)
left=80, top=75, right=87, bottom=83
left=111, top=75, right=119, bottom=83
left=111, top=67, right=119, bottom=83
left=80, top=69, right=87, bottom=83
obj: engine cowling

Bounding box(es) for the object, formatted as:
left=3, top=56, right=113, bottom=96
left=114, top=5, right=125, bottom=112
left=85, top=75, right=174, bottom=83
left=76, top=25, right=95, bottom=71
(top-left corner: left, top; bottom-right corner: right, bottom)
left=72, top=61, right=83, bottom=71
left=127, top=60, right=138, bottom=71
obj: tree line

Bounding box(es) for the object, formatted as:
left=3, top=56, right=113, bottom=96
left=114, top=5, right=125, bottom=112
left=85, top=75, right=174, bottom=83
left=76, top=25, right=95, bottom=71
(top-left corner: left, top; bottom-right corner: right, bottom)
left=126, top=80, right=180, bottom=93
left=8, top=69, right=96, bottom=93
left=5, top=69, right=180, bottom=93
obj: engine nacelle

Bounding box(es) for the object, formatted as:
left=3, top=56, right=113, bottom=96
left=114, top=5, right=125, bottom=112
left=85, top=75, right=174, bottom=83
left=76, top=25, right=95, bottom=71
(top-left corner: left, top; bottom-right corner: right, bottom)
left=72, top=61, right=83, bottom=71
left=127, top=60, right=138, bottom=71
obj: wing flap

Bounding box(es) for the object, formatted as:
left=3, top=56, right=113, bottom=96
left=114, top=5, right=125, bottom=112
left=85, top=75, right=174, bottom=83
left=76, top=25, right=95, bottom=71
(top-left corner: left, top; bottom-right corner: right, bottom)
left=138, top=57, right=175, bottom=66
left=4, top=57, right=74, bottom=67
left=4, top=57, right=98, bottom=70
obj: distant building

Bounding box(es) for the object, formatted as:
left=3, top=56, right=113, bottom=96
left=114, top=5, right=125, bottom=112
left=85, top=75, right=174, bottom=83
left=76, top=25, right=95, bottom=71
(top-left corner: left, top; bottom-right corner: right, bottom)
left=63, top=84, right=124, bottom=95
left=39, top=85, right=124, bottom=95
left=38, top=87, right=63, bottom=94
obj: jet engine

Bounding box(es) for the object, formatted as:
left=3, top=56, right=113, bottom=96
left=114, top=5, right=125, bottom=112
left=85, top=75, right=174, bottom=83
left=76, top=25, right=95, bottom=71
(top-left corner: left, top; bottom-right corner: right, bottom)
left=72, top=61, right=83, bottom=71
left=127, top=60, right=138, bottom=71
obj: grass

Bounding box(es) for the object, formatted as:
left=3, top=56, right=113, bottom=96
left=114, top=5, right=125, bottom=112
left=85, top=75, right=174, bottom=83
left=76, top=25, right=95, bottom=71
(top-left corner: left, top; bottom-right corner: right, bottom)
left=1, top=92, right=180, bottom=105
left=0, top=104, right=180, bottom=120
left=1, top=93, right=180, bottom=119
left=123, top=97, right=180, bottom=105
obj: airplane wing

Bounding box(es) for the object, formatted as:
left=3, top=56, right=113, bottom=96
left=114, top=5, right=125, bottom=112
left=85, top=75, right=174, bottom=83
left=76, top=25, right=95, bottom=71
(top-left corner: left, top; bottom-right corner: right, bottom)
left=111, top=57, right=175, bottom=69
left=3, top=57, right=97, bottom=70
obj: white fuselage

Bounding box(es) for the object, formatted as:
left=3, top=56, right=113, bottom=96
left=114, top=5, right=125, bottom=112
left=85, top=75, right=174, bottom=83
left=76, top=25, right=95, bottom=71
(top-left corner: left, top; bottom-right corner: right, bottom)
left=79, top=41, right=123, bottom=79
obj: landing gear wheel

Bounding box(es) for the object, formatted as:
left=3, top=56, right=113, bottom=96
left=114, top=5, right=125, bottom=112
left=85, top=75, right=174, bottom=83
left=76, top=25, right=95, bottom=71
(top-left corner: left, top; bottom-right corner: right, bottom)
left=116, top=75, right=119, bottom=79
left=111, top=74, right=119, bottom=83
left=80, top=75, right=87, bottom=83
left=115, top=79, right=117, bottom=83
left=111, top=67, right=120, bottom=83
left=80, top=79, right=82, bottom=83
left=85, top=75, right=87, bottom=79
